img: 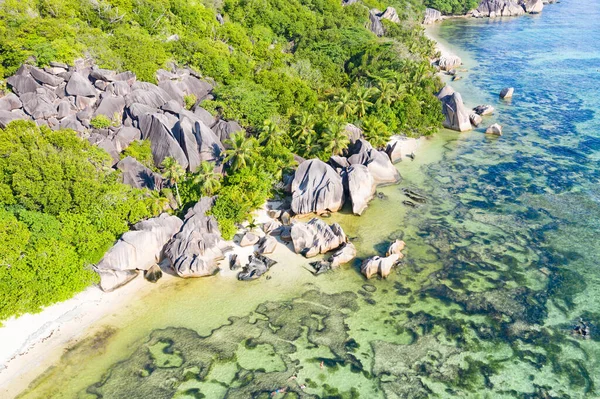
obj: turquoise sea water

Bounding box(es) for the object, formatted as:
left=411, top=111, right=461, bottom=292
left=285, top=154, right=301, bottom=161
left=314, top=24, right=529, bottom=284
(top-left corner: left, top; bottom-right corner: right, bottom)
left=18, top=1, right=600, bottom=398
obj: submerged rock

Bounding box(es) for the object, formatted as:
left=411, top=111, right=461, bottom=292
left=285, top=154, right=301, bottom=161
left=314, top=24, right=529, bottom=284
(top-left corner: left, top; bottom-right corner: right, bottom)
left=473, top=104, right=495, bottom=116
left=164, top=197, right=226, bottom=278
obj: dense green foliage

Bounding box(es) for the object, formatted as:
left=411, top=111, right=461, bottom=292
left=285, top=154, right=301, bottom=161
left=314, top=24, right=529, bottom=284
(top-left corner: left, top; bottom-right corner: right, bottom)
left=0, top=121, right=157, bottom=322
left=424, top=0, right=479, bottom=15
left=121, top=140, right=155, bottom=169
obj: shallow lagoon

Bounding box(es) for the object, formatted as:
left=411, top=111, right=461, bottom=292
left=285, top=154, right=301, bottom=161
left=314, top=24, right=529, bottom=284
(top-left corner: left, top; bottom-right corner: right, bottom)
left=18, top=0, right=600, bottom=397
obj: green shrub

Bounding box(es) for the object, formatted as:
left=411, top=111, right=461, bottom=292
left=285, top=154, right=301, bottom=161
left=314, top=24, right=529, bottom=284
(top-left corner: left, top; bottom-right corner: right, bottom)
left=121, top=140, right=155, bottom=170
left=0, top=121, right=157, bottom=323
left=89, top=114, right=112, bottom=129
left=184, top=94, right=197, bottom=110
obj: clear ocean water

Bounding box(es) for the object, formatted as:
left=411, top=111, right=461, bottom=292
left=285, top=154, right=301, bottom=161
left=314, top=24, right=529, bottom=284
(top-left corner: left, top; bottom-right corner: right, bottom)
left=17, top=1, right=600, bottom=397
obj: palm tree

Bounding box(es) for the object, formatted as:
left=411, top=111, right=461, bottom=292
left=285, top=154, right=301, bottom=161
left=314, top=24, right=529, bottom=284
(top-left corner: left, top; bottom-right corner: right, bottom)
left=223, top=131, right=256, bottom=172
left=334, top=91, right=356, bottom=119
left=375, top=81, right=399, bottom=107
left=290, top=112, right=316, bottom=155
left=259, top=119, right=286, bottom=149
left=319, top=118, right=350, bottom=156
left=352, top=86, right=375, bottom=118
left=146, top=190, right=171, bottom=215
left=192, top=161, right=221, bottom=196
left=361, top=116, right=390, bottom=149
left=161, top=156, right=185, bottom=207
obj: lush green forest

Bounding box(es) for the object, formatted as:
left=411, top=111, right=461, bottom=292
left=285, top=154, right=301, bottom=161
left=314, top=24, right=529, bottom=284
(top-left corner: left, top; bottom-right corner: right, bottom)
left=0, top=0, right=447, bottom=320
left=0, top=121, right=158, bottom=321
left=424, top=0, right=479, bottom=14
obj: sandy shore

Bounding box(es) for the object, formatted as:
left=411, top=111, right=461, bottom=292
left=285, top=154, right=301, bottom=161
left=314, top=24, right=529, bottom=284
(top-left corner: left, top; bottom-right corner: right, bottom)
left=0, top=150, right=425, bottom=398
left=0, top=201, right=285, bottom=398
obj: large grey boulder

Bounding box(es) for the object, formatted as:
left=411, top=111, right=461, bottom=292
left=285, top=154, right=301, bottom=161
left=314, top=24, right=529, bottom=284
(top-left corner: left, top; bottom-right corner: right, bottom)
left=94, top=95, right=125, bottom=120
left=344, top=164, right=375, bottom=216
left=66, top=72, right=97, bottom=97
left=329, top=242, right=356, bottom=268
left=193, top=106, right=216, bottom=127
left=521, top=0, right=543, bottom=13
left=139, top=113, right=189, bottom=169
left=116, top=156, right=162, bottom=190
left=379, top=7, right=400, bottom=23
left=126, top=83, right=172, bottom=108
left=486, top=123, right=503, bottom=136
left=164, top=197, right=226, bottom=277
left=30, top=67, right=64, bottom=87
left=438, top=55, right=462, bottom=71
left=212, top=119, right=242, bottom=143
left=385, top=135, right=420, bottom=163
left=500, top=87, right=514, bottom=99
left=290, top=218, right=346, bottom=258
left=7, top=75, right=41, bottom=95
left=173, top=116, right=202, bottom=172
left=361, top=254, right=400, bottom=279
left=94, top=213, right=183, bottom=291
left=258, top=236, right=278, bottom=255
left=473, top=104, right=495, bottom=115
left=469, top=112, right=483, bottom=127
left=344, top=123, right=363, bottom=143
left=20, top=92, right=57, bottom=120
left=194, top=120, right=224, bottom=163
left=476, top=0, right=525, bottom=17
left=59, top=115, right=85, bottom=132
left=106, top=81, right=132, bottom=96
left=0, top=111, right=24, bottom=128
left=113, top=126, right=142, bottom=152
left=97, top=139, right=120, bottom=166
left=0, top=93, right=22, bottom=111
left=369, top=10, right=385, bottom=36
left=347, top=139, right=401, bottom=185
left=90, top=68, right=116, bottom=82
left=423, top=8, right=442, bottom=24
left=437, top=85, right=472, bottom=132
left=291, top=159, right=345, bottom=215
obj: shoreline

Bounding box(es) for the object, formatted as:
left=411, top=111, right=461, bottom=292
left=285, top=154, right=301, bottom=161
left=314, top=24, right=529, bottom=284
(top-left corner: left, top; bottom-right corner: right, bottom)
left=1, top=23, right=443, bottom=399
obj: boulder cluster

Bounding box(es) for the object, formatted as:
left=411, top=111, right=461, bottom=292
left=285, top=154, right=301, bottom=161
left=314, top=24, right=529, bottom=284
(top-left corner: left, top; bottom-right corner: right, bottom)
left=1, top=60, right=241, bottom=190
left=369, top=6, right=401, bottom=37
left=424, top=0, right=556, bottom=21
left=291, top=137, right=402, bottom=217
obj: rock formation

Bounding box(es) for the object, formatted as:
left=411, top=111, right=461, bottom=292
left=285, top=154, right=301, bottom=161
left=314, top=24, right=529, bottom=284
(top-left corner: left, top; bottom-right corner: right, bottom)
left=469, top=112, right=483, bottom=127
left=291, top=159, right=345, bottom=215
left=437, top=86, right=472, bottom=132
left=239, top=231, right=260, bottom=247
left=361, top=254, right=400, bottom=279
left=344, top=164, right=376, bottom=216
left=238, top=253, right=277, bottom=280
left=486, top=123, right=503, bottom=135
left=473, top=105, right=495, bottom=116
left=291, top=218, right=346, bottom=257
left=521, top=0, right=544, bottom=13
left=500, top=87, right=514, bottom=99
left=329, top=242, right=357, bottom=268
left=385, top=135, right=421, bottom=163
left=368, top=7, right=400, bottom=36
left=1, top=61, right=234, bottom=182
left=423, top=8, right=443, bottom=24
left=258, top=236, right=278, bottom=255
left=116, top=156, right=163, bottom=190
left=94, top=213, right=183, bottom=291
left=347, top=139, right=401, bottom=185
left=438, top=55, right=462, bottom=71
left=386, top=240, right=406, bottom=256
left=474, top=0, right=525, bottom=17
left=164, top=197, right=226, bottom=277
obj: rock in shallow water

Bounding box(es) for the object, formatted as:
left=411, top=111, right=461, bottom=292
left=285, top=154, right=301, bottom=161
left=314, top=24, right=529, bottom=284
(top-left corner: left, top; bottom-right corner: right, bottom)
left=437, top=86, right=472, bottom=132
left=500, top=87, right=514, bottom=99
left=291, top=218, right=346, bottom=258
left=486, top=123, right=503, bottom=136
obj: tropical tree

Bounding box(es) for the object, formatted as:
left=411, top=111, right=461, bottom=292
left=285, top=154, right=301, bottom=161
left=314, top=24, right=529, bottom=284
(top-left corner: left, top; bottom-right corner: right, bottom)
left=161, top=157, right=186, bottom=207
left=259, top=119, right=287, bottom=149
left=334, top=91, right=356, bottom=119
left=319, top=118, right=350, bottom=156
left=375, top=81, right=400, bottom=107
left=290, top=112, right=316, bottom=155
left=361, top=116, right=391, bottom=149
left=352, top=86, right=375, bottom=118
left=145, top=190, right=171, bottom=214
left=224, top=131, right=256, bottom=172
left=192, top=161, right=222, bottom=196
